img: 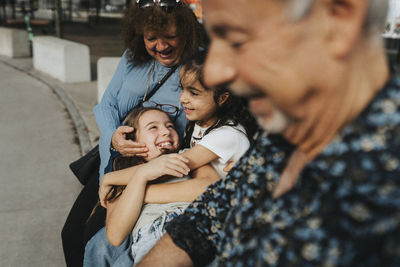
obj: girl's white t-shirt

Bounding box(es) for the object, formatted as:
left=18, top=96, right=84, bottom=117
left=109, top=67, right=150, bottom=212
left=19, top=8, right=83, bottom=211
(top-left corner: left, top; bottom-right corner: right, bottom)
left=190, top=123, right=250, bottom=178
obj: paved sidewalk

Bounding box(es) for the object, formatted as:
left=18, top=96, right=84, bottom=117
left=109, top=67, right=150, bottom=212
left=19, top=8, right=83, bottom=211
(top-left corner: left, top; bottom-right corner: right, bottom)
left=0, top=55, right=100, bottom=152
left=0, top=55, right=99, bottom=266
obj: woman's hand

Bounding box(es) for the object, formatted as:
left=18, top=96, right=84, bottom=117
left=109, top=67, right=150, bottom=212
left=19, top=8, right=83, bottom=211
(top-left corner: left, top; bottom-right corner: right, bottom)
left=111, top=126, right=149, bottom=157
left=135, top=154, right=190, bottom=183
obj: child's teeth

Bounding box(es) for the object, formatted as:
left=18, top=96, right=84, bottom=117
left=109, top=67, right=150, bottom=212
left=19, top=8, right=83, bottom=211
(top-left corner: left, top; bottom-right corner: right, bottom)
left=160, top=142, right=171, bottom=148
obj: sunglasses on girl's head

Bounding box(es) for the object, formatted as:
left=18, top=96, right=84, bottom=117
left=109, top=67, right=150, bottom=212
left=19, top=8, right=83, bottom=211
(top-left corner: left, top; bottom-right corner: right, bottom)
left=136, top=0, right=181, bottom=9
left=141, top=100, right=180, bottom=120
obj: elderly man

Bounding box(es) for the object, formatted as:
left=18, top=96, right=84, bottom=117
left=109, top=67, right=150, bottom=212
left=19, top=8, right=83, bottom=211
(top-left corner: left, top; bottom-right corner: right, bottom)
left=138, top=0, right=400, bottom=266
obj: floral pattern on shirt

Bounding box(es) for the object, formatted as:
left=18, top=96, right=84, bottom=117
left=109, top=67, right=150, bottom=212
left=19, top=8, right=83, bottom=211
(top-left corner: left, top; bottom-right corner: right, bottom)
left=166, top=76, right=400, bottom=267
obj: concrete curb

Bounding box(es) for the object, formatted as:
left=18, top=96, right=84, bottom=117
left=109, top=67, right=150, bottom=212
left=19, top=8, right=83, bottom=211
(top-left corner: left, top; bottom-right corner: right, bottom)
left=0, top=56, right=92, bottom=155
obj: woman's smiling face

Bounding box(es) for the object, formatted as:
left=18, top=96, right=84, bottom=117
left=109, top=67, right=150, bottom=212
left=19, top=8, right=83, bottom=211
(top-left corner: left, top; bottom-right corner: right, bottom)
left=143, top=24, right=181, bottom=66
left=135, top=109, right=180, bottom=161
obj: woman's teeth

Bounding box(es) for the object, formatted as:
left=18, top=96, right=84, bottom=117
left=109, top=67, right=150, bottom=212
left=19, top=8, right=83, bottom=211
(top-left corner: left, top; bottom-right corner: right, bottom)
left=158, top=50, right=172, bottom=58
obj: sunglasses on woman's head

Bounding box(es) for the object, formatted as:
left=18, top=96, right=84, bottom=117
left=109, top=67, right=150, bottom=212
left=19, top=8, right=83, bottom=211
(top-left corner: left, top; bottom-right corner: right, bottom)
left=136, top=0, right=181, bottom=9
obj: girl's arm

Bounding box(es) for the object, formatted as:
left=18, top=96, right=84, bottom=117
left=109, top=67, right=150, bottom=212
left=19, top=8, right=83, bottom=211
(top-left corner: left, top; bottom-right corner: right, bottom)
left=143, top=127, right=250, bottom=203
left=144, top=164, right=220, bottom=203
left=106, top=165, right=220, bottom=246
left=99, top=146, right=222, bottom=206
left=99, top=153, right=191, bottom=207
left=99, top=167, right=139, bottom=208
left=100, top=128, right=237, bottom=206
left=105, top=153, right=190, bottom=246
left=181, top=126, right=250, bottom=171
left=180, top=145, right=219, bottom=170
left=99, top=126, right=222, bottom=199
left=106, top=174, right=147, bottom=247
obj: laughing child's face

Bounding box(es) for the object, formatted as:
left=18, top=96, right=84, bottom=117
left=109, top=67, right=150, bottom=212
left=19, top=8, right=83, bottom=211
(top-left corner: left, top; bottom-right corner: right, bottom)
left=135, top=109, right=180, bottom=161
left=179, top=69, right=218, bottom=128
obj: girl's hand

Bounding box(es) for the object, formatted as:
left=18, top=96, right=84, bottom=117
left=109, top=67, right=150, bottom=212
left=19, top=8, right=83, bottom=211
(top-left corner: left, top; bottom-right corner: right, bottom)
left=99, top=175, right=113, bottom=208
left=135, top=154, right=190, bottom=182
left=223, top=161, right=236, bottom=173
left=111, top=126, right=149, bottom=157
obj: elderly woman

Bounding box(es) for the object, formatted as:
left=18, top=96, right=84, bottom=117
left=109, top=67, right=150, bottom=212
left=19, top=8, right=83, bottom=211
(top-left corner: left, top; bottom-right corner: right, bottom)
left=139, top=0, right=400, bottom=266
left=61, top=1, right=207, bottom=266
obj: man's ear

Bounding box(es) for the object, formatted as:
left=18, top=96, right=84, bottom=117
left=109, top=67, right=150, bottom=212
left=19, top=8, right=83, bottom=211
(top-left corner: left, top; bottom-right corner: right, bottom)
left=218, top=92, right=230, bottom=106
left=323, top=0, right=368, bottom=58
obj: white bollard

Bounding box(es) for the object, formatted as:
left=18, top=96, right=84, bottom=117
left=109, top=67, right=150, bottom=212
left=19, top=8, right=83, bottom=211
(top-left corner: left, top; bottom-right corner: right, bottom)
left=97, top=57, right=120, bottom=103
left=0, top=27, right=30, bottom=58
left=33, top=36, right=91, bottom=83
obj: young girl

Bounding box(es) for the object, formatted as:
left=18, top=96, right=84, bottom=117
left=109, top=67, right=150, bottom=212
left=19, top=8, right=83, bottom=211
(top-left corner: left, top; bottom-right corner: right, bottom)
left=178, top=51, right=257, bottom=178
left=84, top=51, right=257, bottom=266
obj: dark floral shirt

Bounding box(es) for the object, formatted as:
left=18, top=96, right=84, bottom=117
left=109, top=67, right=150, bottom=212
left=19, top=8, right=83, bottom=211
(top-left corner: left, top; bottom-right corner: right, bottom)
left=166, top=76, right=400, bottom=267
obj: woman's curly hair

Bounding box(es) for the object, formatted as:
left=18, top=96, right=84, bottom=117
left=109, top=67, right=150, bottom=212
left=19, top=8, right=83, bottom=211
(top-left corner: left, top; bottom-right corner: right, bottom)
left=122, top=2, right=208, bottom=65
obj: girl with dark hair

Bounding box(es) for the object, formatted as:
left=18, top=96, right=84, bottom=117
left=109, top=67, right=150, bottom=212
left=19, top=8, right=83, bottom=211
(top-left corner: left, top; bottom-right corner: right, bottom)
left=62, top=1, right=207, bottom=266
left=179, top=51, right=258, bottom=177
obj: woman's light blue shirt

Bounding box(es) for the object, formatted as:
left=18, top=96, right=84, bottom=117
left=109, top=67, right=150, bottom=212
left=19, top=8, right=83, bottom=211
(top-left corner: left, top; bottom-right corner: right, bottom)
left=93, top=50, right=188, bottom=180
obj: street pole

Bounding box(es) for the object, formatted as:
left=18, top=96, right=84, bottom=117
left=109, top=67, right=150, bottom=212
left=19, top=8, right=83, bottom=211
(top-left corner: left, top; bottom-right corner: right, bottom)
left=55, top=0, right=63, bottom=38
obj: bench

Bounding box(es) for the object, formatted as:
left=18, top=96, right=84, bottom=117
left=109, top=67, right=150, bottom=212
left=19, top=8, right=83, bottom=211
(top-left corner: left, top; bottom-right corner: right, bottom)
left=97, top=57, right=119, bottom=103
left=33, top=36, right=91, bottom=83
left=0, top=27, right=30, bottom=57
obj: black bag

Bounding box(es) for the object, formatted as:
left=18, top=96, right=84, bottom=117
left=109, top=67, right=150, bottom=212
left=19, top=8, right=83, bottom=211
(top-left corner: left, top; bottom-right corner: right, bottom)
left=69, top=145, right=100, bottom=185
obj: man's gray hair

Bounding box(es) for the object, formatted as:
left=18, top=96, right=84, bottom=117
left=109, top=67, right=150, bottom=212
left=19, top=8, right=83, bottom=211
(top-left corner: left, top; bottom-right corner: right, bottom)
left=285, top=0, right=388, bottom=38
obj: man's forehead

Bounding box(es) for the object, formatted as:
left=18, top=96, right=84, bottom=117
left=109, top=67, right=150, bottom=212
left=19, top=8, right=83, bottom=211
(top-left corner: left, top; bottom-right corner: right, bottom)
left=202, top=0, right=260, bottom=33
left=202, top=0, right=285, bottom=27
left=202, top=0, right=247, bottom=21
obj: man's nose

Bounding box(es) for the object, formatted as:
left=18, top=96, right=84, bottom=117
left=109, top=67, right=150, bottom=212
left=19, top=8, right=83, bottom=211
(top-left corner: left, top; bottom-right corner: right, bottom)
left=203, top=41, right=236, bottom=88
left=156, top=38, right=168, bottom=51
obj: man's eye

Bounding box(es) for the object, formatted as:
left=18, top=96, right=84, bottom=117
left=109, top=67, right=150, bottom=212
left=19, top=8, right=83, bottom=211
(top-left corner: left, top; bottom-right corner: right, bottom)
left=166, top=35, right=177, bottom=40
left=146, top=37, right=156, bottom=42
left=190, top=90, right=199, bottom=96
left=231, top=42, right=244, bottom=49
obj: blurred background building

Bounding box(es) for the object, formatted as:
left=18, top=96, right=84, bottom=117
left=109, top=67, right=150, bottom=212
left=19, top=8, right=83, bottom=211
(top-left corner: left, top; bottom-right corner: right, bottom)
left=0, top=0, right=201, bottom=25
left=384, top=0, right=400, bottom=65
left=0, top=0, right=399, bottom=70
left=384, top=0, right=400, bottom=38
